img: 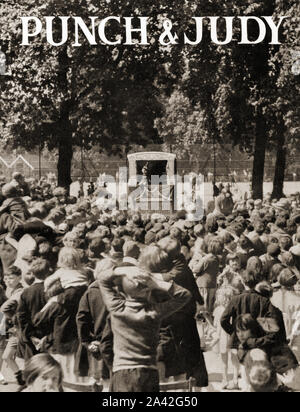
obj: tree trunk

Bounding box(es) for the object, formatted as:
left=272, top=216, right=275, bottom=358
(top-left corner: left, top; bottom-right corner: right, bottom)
left=57, top=117, right=73, bottom=190
left=272, top=127, right=286, bottom=200
left=56, top=47, right=73, bottom=191
left=252, top=113, right=267, bottom=200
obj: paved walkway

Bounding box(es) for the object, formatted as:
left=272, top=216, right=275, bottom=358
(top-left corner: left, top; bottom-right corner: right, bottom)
left=0, top=351, right=241, bottom=393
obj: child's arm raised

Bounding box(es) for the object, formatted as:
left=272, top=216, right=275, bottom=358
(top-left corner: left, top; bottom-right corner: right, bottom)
left=44, top=272, right=60, bottom=292
left=114, top=266, right=150, bottom=287
left=98, top=268, right=128, bottom=313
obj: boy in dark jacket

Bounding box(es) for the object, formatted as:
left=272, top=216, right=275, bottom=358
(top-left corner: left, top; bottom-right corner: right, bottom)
left=17, top=258, right=50, bottom=361
left=220, top=260, right=287, bottom=350
left=157, top=237, right=208, bottom=388
left=0, top=183, right=30, bottom=222
left=76, top=279, right=109, bottom=387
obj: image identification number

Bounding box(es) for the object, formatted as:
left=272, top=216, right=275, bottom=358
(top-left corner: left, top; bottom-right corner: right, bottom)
left=146, top=396, right=198, bottom=407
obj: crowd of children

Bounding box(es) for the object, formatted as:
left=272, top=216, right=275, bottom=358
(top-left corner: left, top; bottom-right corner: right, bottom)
left=0, top=172, right=299, bottom=392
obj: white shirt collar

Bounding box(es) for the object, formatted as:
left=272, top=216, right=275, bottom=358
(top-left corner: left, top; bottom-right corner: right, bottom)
left=123, top=257, right=139, bottom=265
left=33, top=279, right=44, bottom=284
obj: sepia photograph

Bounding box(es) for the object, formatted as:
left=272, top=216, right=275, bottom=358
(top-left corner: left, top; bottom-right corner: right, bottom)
left=0, top=0, right=299, bottom=395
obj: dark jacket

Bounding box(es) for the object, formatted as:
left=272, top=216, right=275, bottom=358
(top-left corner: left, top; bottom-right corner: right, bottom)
left=158, top=254, right=208, bottom=387
left=0, top=197, right=30, bottom=221
left=162, top=254, right=204, bottom=316
left=158, top=313, right=208, bottom=387
left=236, top=248, right=256, bottom=270
left=75, top=281, right=109, bottom=377
left=0, top=285, right=6, bottom=307
left=99, top=268, right=191, bottom=373
left=99, top=315, right=113, bottom=374
left=237, top=306, right=298, bottom=375
left=193, top=253, right=219, bottom=288
left=259, top=254, right=281, bottom=280
left=33, top=286, right=87, bottom=355
left=17, top=282, right=47, bottom=360
left=220, top=290, right=287, bottom=349
left=247, top=231, right=267, bottom=256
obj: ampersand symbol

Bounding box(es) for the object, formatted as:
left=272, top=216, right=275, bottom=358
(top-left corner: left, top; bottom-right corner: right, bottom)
left=0, top=50, right=7, bottom=75
left=159, top=20, right=178, bottom=46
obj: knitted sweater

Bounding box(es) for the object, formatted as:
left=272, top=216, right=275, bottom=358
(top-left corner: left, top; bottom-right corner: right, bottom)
left=99, top=268, right=191, bottom=373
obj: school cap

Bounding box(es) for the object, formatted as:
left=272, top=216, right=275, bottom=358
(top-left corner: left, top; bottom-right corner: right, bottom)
left=194, top=224, right=205, bottom=235
left=172, top=220, right=186, bottom=231
left=144, top=231, right=156, bottom=245
left=184, top=220, right=195, bottom=229
left=226, top=214, right=235, bottom=224
left=58, top=223, right=69, bottom=233
left=145, top=222, right=153, bottom=231
left=152, top=223, right=164, bottom=233
left=123, top=241, right=140, bottom=258
left=279, top=251, right=295, bottom=266
left=275, top=217, right=287, bottom=227
left=279, top=198, right=290, bottom=207
left=246, top=256, right=263, bottom=272
left=227, top=222, right=244, bottom=237
left=175, top=210, right=186, bottom=220
left=2, top=183, right=18, bottom=197
left=151, top=213, right=164, bottom=222
left=12, top=172, right=23, bottom=180
left=157, top=214, right=167, bottom=223
left=53, top=187, right=66, bottom=197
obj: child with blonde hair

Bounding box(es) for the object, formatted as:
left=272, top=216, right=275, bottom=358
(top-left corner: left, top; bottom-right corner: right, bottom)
left=43, top=247, right=89, bottom=304
left=22, top=353, right=63, bottom=392
left=244, top=349, right=278, bottom=392
left=62, top=232, right=80, bottom=249
left=32, top=249, right=89, bottom=385
left=217, top=254, right=244, bottom=292
left=209, top=284, right=241, bottom=390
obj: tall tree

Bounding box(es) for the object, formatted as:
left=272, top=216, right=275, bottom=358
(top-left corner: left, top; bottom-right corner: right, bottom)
left=0, top=0, right=186, bottom=188
left=155, top=90, right=210, bottom=162
left=269, top=0, right=300, bottom=198
left=182, top=1, right=283, bottom=199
